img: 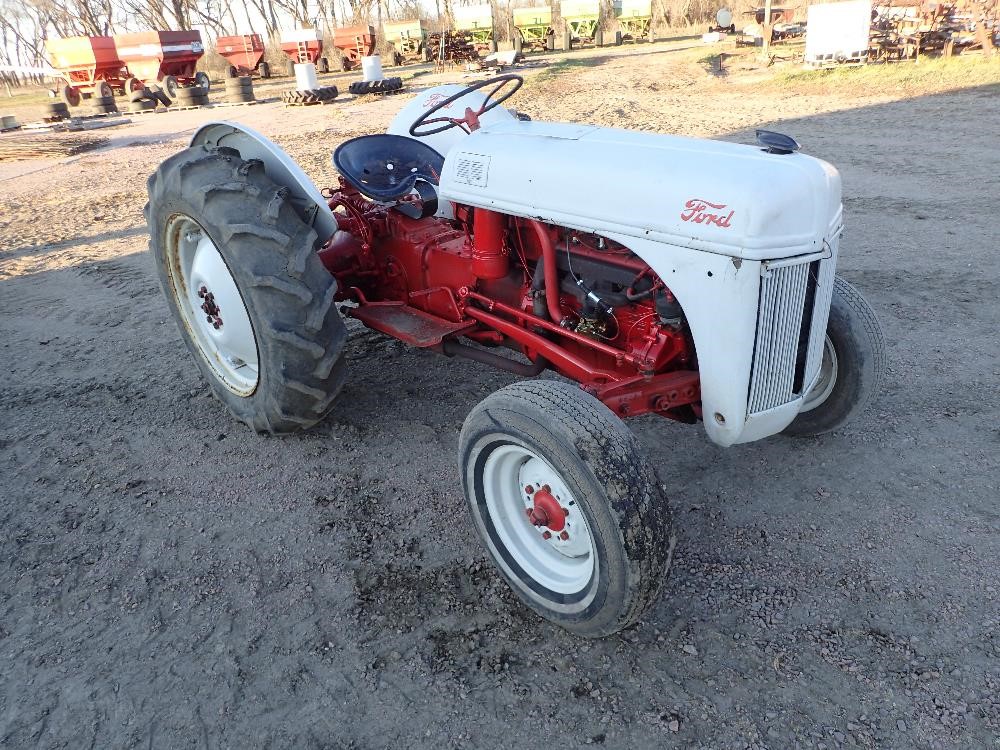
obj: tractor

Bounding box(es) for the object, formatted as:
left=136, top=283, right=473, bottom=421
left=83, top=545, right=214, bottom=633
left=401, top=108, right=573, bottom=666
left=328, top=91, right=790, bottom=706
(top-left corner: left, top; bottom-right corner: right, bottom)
left=145, top=74, right=885, bottom=637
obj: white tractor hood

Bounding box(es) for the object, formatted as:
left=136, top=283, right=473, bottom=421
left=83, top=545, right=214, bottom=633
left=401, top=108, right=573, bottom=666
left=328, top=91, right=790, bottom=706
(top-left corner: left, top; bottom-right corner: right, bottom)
left=438, top=120, right=842, bottom=261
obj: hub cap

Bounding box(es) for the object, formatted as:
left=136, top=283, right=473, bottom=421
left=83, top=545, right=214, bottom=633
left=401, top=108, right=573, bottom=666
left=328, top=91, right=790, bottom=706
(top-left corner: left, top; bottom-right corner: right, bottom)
left=164, top=214, right=259, bottom=395
left=481, top=444, right=595, bottom=595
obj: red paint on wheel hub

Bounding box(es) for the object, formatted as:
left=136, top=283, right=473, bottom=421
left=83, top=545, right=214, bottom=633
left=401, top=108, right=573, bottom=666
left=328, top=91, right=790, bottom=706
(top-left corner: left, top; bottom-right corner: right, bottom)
left=525, top=487, right=566, bottom=532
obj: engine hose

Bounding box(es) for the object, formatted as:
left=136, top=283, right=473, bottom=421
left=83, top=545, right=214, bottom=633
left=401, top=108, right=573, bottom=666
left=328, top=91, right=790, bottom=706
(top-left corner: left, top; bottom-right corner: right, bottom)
left=527, top=219, right=564, bottom=324
left=626, top=270, right=656, bottom=302
left=625, top=287, right=653, bottom=302
left=442, top=339, right=547, bottom=376
left=531, top=257, right=548, bottom=319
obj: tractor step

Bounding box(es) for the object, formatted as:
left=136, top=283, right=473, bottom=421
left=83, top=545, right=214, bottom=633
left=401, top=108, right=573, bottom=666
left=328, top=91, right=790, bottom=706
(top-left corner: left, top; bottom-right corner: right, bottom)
left=347, top=303, right=473, bottom=347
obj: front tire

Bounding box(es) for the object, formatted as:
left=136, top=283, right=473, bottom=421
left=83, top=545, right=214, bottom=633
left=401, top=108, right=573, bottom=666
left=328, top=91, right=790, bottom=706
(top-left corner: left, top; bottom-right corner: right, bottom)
left=460, top=381, right=673, bottom=637
left=784, top=276, right=885, bottom=436
left=145, top=146, right=348, bottom=434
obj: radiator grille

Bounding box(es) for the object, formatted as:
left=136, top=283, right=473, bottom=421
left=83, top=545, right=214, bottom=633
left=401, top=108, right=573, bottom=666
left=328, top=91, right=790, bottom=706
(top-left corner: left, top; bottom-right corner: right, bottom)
left=802, top=256, right=838, bottom=388
left=748, top=261, right=813, bottom=414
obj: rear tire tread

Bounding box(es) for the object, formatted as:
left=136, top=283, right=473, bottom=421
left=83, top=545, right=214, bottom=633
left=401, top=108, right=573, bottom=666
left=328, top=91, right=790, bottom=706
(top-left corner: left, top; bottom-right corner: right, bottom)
left=145, top=147, right=347, bottom=434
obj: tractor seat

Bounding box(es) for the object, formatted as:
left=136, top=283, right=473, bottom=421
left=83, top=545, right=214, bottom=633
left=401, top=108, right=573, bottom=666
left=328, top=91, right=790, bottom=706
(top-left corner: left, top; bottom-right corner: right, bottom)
left=332, top=134, right=445, bottom=203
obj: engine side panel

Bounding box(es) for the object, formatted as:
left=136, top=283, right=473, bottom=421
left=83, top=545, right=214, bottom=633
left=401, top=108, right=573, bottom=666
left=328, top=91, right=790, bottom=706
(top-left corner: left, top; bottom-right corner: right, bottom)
left=605, top=233, right=764, bottom=446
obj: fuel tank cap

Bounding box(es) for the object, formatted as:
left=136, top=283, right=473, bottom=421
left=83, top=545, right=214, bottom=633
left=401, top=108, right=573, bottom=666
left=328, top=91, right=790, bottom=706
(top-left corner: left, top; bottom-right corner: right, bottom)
left=755, top=129, right=800, bottom=155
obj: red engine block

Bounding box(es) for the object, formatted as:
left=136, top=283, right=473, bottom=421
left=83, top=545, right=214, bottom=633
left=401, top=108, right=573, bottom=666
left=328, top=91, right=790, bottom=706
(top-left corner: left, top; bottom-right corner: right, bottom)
left=318, top=183, right=701, bottom=421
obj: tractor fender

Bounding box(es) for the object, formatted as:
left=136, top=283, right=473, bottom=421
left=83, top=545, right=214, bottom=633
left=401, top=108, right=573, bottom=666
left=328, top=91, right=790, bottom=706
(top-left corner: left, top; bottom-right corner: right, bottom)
left=189, top=121, right=338, bottom=243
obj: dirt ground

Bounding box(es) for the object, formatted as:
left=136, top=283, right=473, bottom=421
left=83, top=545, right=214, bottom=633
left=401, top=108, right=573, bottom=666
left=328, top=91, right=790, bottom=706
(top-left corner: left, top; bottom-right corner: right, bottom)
left=1, top=44, right=998, bottom=749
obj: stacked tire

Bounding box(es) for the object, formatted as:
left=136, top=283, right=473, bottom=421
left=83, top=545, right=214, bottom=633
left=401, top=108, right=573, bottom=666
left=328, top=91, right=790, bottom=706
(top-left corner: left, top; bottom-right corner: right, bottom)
left=127, top=84, right=171, bottom=111
left=90, top=94, right=118, bottom=116
left=128, top=96, right=157, bottom=112
left=175, top=85, right=210, bottom=107
left=45, top=101, right=71, bottom=122
left=280, top=86, right=338, bottom=105
left=348, top=77, right=403, bottom=96
left=225, top=76, right=255, bottom=104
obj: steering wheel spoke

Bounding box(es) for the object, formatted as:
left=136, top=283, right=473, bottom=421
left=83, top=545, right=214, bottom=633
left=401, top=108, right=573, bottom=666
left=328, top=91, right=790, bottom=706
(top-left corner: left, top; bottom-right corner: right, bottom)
left=409, top=74, right=524, bottom=138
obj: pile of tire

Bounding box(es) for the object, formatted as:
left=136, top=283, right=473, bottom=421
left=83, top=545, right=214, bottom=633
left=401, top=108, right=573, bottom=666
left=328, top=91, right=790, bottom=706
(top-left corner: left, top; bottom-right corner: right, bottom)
left=44, top=101, right=71, bottom=122
left=280, top=86, right=338, bottom=105
left=89, top=92, right=119, bottom=116
left=174, top=84, right=210, bottom=108
left=225, top=76, right=255, bottom=104
left=127, top=86, right=170, bottom=112
left=348, top=77, right=404, bottom=96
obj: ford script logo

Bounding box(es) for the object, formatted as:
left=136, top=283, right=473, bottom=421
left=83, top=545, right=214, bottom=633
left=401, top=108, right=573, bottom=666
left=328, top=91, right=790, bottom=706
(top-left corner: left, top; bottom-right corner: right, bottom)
left=680, top=199, right=734, bottom=228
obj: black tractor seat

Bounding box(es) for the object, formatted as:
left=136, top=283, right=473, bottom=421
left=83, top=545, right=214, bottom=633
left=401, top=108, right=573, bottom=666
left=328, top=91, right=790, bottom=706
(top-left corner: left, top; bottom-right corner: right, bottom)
left=332, top=134, right=445, bottom=205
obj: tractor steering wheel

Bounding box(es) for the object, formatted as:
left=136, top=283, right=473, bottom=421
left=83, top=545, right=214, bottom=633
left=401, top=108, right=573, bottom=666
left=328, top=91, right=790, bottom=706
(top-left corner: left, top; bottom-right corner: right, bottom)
left=409, top=74, right=523, bottom=137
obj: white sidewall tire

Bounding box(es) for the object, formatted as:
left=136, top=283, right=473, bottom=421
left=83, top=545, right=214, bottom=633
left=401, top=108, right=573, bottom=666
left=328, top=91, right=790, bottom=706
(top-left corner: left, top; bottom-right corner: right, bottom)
left=465, top=430, right=611, bottom=615
left=460, top=380, right=672, bottom=637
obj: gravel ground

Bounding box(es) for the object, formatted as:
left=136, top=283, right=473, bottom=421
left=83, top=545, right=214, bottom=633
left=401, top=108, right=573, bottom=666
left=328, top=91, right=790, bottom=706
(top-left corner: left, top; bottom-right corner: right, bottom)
left=1, top=47, right=998, bottom=749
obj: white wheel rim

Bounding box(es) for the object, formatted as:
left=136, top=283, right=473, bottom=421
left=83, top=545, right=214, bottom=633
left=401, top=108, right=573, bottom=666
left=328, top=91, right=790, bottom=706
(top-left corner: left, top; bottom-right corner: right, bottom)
left=802, top=335, right=838, bottom=412
left=164, top=214, right=259, bottom=396
left=481, top=444, right=596, bottom=595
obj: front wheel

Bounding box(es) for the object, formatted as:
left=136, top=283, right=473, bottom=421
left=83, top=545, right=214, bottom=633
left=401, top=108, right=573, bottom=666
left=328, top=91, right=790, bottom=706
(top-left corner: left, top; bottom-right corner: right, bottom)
left=784, top=276, right=886, bottom=436
left=194, top=71, right=211, bottom=91
left=460, top=381, right=673, bottom=637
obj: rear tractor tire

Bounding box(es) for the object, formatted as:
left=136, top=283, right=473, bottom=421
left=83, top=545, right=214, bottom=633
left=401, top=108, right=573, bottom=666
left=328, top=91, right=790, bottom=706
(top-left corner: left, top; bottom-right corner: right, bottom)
left=459, top=380, right=673, bottom=637
left=145, top=146, right=348, bottom=434
left=783, top=276, right=886, bottom=437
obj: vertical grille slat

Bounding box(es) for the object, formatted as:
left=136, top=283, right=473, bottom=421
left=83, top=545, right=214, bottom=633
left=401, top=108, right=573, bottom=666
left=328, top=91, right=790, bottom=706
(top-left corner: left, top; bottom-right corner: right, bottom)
left=748, top=258, right=824, bottom=415
left=803, top=256, right=838, bottom=386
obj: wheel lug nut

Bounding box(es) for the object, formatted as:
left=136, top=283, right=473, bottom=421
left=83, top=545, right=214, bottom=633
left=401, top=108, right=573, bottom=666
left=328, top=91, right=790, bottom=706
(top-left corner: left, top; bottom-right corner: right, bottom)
left=562, top=507, right=569, bottom=516
left=559, top=531, right=569, bottom=540
left=524, top=485, right=534, bottom=494
left=542, top=531, right=551, bottom=540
